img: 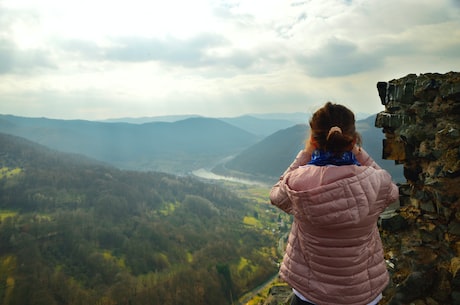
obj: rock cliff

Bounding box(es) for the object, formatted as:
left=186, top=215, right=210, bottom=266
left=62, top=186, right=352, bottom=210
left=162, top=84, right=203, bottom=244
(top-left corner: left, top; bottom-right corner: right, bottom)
left=259, top=72, right=460, bottom=305
left=375, top=72, right=460, bottom=305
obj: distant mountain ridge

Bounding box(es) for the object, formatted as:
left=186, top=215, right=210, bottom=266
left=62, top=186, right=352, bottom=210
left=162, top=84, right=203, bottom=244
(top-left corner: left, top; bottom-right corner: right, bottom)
left=102, top=114, right=202, bottom=124
left=0, top=115, right=259, bottom=173
left=102, top=112, right=372, bottom=126
left=0, top=113, right=404, bottom=182
left=220, top=115, right=299, bottom=137
left=103, top=113, right=303, bottom=137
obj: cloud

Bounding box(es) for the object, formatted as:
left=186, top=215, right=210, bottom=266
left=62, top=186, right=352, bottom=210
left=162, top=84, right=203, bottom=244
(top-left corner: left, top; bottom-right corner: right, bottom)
left=0, top=0, right=459, bottom=120
left=54, top=34, right=287, bottom=72
left=105, top=34, right=228, bottom=66
left=296, top=38, right=383, bottom=78
left=0, top=7, right=55, bottom=74
left=55, top=34, right=224, bottom=66
left=289, top=0, right=460, bottom=78
left=0, top=39, right=54, bottom=74
left=53, top=39, right=104, bottom=60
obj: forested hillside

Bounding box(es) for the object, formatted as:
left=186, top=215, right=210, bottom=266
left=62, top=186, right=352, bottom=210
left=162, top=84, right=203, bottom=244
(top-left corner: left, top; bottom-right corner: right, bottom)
left=219, top=115, right=405, bottom=183
left=215, top=125, right=308, bottom=182
left=0, top=133, right=282, bottom=305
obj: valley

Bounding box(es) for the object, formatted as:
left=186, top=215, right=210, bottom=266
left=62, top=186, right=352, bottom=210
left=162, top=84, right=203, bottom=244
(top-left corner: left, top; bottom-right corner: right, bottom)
left=0, top=112, right=404, bottom=305
left=0, top=132, right=290, bottom=305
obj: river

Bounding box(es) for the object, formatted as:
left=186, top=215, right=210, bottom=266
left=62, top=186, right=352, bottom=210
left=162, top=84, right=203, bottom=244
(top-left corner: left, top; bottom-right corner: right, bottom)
left=191, top=168, right=269, bottom=187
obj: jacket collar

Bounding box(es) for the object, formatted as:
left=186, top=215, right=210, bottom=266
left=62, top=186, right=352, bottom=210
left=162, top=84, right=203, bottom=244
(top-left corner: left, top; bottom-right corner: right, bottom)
left=307, top=149, right=361, bottom=166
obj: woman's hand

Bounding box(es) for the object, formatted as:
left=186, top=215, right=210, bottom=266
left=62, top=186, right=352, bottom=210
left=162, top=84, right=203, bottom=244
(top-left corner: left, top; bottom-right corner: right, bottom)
left=305, top=135, right=317, bottom=155
left=352, top=144, right=362, bottom=156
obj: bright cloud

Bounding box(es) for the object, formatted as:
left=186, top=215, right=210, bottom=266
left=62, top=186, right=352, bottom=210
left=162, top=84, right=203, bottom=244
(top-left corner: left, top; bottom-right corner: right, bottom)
left=0, top=0, right=459, bottom=119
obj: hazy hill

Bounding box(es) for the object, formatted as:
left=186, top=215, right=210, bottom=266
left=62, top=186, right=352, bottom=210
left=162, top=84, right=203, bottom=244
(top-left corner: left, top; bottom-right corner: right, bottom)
left=0, top=132, right=279, bottom=305
left=0, top=115, right=259, bottom=173
left=102, top=114, right=202, bottom=124
left=219, top=115, right=405, bottom=183
left=220, top=115, right=298, bottom=137
left=248, top=112, right=372, bottom=122
left=103, top=114, right=300, bottom=137
left=214, top=124, right=308, bottom=182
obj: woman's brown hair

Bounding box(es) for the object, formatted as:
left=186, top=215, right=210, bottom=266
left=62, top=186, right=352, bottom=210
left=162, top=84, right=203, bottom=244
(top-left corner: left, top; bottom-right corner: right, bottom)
left=308, top=102, right=361, bottom=153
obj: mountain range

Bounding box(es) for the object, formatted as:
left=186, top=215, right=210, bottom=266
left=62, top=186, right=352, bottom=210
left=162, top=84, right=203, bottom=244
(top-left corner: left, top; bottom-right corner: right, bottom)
left=0, top=113, right=404, bottom=183
left=0, top=115, right=259, bottom=173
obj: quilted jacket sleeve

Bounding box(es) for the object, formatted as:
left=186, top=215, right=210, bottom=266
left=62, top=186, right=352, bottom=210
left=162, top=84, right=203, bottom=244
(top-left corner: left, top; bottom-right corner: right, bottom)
left=370, top=156, right=399, bottom=211
left=270, top=150, right=311, bottom=214
left=384, top=170, right=400, bottom=207
left=354, top=147, right=381, bottom=169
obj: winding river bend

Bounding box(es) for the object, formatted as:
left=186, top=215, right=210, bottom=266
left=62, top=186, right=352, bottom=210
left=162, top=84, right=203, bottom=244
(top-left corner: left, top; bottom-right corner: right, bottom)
left=191, top=168, right=268, bottom=187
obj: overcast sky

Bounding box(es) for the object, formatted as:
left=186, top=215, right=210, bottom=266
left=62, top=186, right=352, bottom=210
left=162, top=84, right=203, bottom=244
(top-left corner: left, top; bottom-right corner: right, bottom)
left=1, top=0, right=459, bottom=120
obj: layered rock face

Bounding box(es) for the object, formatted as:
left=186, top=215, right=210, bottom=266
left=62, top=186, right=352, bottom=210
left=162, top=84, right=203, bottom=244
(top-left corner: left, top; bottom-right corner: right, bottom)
left=375, top=72, right=460, bottom=304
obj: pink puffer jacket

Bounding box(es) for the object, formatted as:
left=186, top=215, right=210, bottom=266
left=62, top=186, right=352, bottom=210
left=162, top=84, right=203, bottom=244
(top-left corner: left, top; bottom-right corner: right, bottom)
left=270, top=149, right=399, bottom=305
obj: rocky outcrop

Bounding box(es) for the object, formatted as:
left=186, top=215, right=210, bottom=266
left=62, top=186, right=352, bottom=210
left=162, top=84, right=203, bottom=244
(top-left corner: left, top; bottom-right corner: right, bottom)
left=262, top=284, right=293, bottom=305
left=375, top=72, right=460, bottom=304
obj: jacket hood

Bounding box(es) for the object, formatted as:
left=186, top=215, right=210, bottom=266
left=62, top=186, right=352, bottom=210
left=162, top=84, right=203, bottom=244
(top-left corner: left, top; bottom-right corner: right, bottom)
left=284, top=165, right=386, bottom=227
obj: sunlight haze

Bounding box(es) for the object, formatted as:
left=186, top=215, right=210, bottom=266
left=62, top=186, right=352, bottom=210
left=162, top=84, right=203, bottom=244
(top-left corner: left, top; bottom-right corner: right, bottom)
left=1, top=0, right=459, bottom=120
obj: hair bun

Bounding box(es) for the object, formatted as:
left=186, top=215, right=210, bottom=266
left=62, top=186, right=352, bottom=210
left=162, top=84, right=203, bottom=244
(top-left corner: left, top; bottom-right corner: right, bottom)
left=327, top=126, right=342, bottom=140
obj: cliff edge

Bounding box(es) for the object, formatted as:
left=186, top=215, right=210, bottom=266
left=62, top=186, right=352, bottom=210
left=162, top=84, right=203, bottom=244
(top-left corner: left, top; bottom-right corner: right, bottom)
left=375, top=72, right=460, bottom=305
